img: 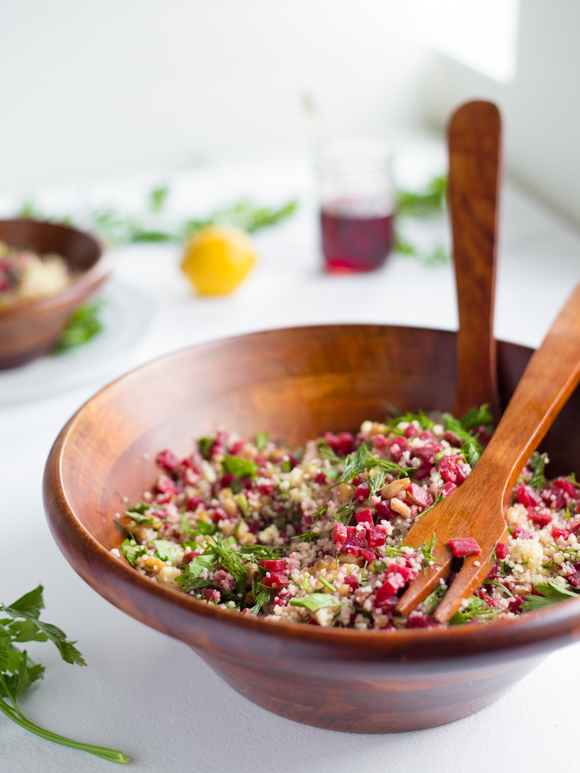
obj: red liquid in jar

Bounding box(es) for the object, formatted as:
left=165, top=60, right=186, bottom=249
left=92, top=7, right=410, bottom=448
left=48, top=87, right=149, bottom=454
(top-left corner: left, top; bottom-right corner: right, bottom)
left=320, top=209, right=394, bottom=273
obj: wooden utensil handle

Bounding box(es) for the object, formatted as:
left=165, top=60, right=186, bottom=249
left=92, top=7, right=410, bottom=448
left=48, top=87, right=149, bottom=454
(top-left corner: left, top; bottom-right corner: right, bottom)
left=448, top=101, right=501, bottom=422
left=477, top=284, right=580, bottom=500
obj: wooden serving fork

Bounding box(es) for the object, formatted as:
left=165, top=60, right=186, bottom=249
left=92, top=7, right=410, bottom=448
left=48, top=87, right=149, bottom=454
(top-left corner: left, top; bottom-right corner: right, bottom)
left=396, top=283, right=580, bottom=623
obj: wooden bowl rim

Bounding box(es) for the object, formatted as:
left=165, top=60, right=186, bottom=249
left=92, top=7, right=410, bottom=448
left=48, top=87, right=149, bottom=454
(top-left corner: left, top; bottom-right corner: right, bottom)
left=0, top=218, right=109, bottom=319
left=44, top=325, right=580, bottom=658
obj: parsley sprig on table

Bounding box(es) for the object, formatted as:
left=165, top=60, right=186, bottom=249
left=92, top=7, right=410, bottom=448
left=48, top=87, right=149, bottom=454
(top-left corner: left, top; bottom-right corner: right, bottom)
left=17, top=188, right=298, bottom=248
left=0, top=585, right=128, bottom=763
left=51, top=300, right=104, bottom=356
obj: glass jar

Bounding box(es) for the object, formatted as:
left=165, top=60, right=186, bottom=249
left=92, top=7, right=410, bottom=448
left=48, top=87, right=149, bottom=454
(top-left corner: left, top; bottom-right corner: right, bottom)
left=315, top=138, right=395, bottom=273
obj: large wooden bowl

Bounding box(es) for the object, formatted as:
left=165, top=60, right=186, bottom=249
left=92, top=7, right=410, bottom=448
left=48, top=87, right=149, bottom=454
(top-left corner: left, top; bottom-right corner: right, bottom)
left=0, top=219, right=109, bottom=369
left=43, top=325, right=580, bottom=733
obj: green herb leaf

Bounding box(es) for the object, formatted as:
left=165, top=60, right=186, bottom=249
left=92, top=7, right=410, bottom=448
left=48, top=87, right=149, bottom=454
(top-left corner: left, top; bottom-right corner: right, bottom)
left=123, top=509, right=155, bottom=525
left=198, top=437, right=214, bottom=459
left=255, top=432, right=269, bottom=450
left=459, top=404, right=493, bottom=430
left=442, top=411, right=487, bottom=468
left=120, top=538, right=147, bottom=567
left=153, top=540, right=178, bottom=562
left=396, top=175, right=446, bottom=218
left=150, top=186, right=168, bottom=213
left=222, top=455, right=258, bottom=479
left=51, top=301, right=104, bottom=356
left=234, top=494, right=250, bottom=517
left=247, top=582, right=272, bottom=615
left=289, top=593, right=341, bottom=612
left=449, top=594, right=502, bottom=625
left=522, top=581, right=580, bottom=612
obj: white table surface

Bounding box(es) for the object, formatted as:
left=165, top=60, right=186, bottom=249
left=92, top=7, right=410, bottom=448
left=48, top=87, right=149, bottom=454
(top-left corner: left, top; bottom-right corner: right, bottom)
left=3, top=142, right=580, bottom=772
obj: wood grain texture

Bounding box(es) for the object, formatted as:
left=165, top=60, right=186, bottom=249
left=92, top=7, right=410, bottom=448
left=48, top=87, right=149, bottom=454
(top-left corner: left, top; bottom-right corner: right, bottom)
left=398, top=284, right=580, bottom=623
left=0, top=219, right=109, bottom=369
left=448, top=101, right=501, bottom=422
left=43, top=325, right=580, bottom=733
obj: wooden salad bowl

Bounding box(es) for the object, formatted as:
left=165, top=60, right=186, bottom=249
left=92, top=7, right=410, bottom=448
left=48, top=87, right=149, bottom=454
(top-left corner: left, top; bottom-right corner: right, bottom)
left=43, top=325, right=580, bottom=733
left=0, top=219, right=109, bottom=369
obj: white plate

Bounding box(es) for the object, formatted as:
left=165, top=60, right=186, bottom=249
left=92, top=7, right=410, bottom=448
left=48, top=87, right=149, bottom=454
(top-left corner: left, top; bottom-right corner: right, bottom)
left=0, top=279, right=153, bottom=404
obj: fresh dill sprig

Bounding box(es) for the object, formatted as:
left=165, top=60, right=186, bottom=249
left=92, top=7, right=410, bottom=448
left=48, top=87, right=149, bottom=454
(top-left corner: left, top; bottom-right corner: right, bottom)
left=367, top=469, right=387, bottom=498
left=449, top=594, right=502, bottom=625
left=0, top=586, right=128, bottom=763
left=418, top=533, right=437, bottom=570
left=422, top=584, right=447, bottom=614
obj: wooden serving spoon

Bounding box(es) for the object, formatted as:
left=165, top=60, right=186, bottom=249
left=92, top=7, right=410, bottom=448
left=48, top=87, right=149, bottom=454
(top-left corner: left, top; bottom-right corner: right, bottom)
left=397, top=283, right=580, bottom=623
left=449, top=101, right=502, bottom=424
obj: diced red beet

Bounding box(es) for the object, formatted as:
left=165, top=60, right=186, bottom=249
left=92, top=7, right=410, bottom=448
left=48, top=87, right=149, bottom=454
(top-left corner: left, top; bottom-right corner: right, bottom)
left=261, top=571, right=290, bottom=588
left=406, top=482, right=429, bottom=508
left=157, top=449, right=180, bottom=472
left=354, top=483, right=370, bottom=501
left=495, top=542, right=509, bottom=560
left=513, top=525, right=533, bottom=540
left=527, top=507, right=552, bottom=527
left=332, top=522, right=347, bottom=550
left=187, top=495, right=205, bottom=510
left=390, top=442, right=405, bottom=462
left=419, top=430, right=435, bottom=440
left=344, top=526, right=366, bottom=555
left=212, top=506, right=229, bottom=523
left=220, top=472, right=236, bottom=489
left=568, top=572, right=580, bottom=588
left=375, top=500, right=396, bottom=520
left=342, top=575, right=359, bottom=591
left=404, top=424, right=418, bottom=438
left=375, top=574, right=406, bottom=604
left=247, top=521, right=261, bottom=534
left=360, top=548, right=377, bottom=563
left=553, top=477, right=579, bottom=498
left=210, top=431, right=229, bottom=456
left=202, top=588, right=221, bottom=604
left=515, top=483, right=542, bottom=508
left=258, top=482, right=275, bottom=496
left=372, top=435, right=388, bottom=449
left=546, top=487, right=566, bottom=511
left=551, top=526, right=569, bottom=540
left=407, top=612, right=437, bottom=628
left=325, top=431, right=353, bottom=457
left=228, top=439, right=245, bottom=456
left=415, top=461, right=433, bottom=480
left=441, top=481, right=457, bottom=497
left=455, top=464, right=467, bottom=483
left=314, top=471, right=327, bottom=484
left=415, top=443, right=443, bottom=463
left=155, top=476, right=178, bottom=495
left=449, top=537, right=481, bottom=557
left=439, top=455, right=457, bottom=483
left=355, top=509, right=374, bottom=527
left=184, top=550, right=200, bottom=562
left=508, top=596, right=524, bottom=614
left=259, top=559, right=288, bottom=572
left=368, top=524, right=387, bottom=548
left=444, top=430, right=462, bottom=447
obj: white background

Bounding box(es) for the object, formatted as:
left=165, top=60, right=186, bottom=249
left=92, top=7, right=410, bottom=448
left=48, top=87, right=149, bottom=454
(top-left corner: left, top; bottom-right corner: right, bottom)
left=2, top=2, right=580, bottom=770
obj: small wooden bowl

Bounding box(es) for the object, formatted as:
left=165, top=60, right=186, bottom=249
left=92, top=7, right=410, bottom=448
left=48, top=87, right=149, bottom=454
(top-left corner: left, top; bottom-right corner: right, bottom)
left=43, top=325, right=580, bottom=733
left=0, top=219, right=109, bottom=369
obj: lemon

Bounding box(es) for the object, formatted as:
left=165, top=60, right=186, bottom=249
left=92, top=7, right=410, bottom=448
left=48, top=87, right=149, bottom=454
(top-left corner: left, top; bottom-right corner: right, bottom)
left=180, top=226, right=257, bottom=296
